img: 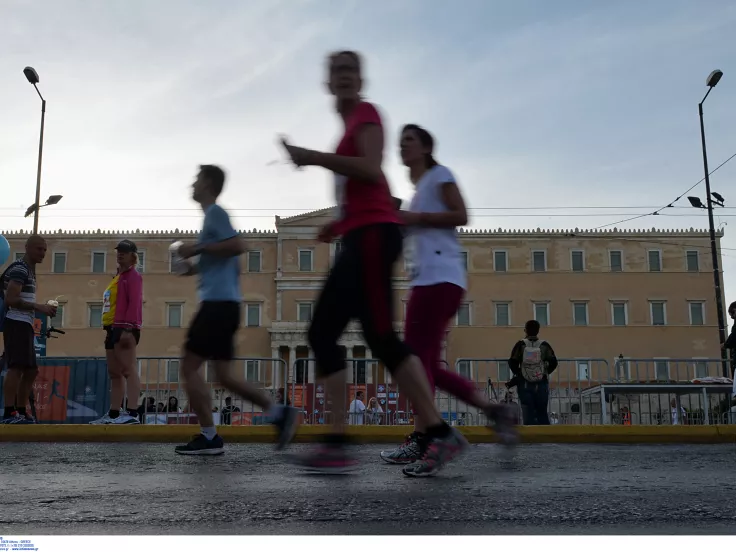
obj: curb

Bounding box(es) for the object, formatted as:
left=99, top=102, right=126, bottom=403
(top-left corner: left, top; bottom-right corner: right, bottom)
left=1, top=424, right=735, bottom=444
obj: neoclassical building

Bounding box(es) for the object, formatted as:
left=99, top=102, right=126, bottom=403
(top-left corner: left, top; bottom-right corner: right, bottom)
left=1, top=208, right=727, bottom=396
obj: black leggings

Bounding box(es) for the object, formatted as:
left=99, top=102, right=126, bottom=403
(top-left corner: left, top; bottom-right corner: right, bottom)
left=308, top=223, right=413, bottom=377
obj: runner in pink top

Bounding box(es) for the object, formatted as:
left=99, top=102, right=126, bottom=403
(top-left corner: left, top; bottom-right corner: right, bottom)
left=380, top=125, right=518, bottom=468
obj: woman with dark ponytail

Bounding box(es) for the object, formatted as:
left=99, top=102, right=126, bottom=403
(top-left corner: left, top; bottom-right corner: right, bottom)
left=379, top=125, right=518, bottom=468
left=279, top=52, right=466, bottom=477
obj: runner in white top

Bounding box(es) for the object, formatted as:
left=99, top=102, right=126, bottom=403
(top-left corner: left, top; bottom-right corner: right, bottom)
left=381, top=125, right=517, bottom=471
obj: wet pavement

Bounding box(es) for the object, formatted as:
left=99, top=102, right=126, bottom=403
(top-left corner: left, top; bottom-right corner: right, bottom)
left=0, top=442, right=735, bottom=535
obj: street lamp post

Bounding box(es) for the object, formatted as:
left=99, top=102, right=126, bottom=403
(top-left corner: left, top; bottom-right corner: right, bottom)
left=696, top=69, right=728, bottom=377
left=23, top=66, right=46, bottom=235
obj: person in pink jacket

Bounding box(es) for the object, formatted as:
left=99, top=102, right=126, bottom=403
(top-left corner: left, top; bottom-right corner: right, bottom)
left=90, top=240, right=143, bottom=425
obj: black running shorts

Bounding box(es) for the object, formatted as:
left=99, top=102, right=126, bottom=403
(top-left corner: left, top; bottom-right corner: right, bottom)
left=185, top=301, right=240, bottom=361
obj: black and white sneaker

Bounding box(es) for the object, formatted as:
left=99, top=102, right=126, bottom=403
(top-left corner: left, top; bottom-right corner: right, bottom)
left=380, top=432, right=425, bottom=464
left=1, top=413, right=33, bottom=425
left=175, top=434, right=225, bottom=456
left=271, top=405, right=299, bottom=450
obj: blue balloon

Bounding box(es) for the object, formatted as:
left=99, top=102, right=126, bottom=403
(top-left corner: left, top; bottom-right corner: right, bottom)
left=0, top=235, right=9, bottom=266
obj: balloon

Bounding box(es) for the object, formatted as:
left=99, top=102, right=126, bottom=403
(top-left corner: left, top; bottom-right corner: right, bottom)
left=0, top=235, right=9, bottom=266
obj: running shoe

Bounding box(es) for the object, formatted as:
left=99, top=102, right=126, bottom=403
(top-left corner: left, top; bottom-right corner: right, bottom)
left=296, top=444, right=360, bottom=475
left=21, top=413, right=37, bottom=424
left=379, top=432, right=425, bottom=464
left=175, top=434, right=225, bottom=456
left=270, top=405, right=299, bottom=450
left=402, top=427, right=468, bottom=478
left=89, top=412, right=113, bottom=425
left=109, top=412, right=140, bottom=425
left=486, top=404, right=520, bottom=446
left=0, top=413, right=32, bottom=425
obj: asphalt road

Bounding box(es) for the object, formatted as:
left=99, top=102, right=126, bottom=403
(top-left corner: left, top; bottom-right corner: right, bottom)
left=0, top=442, right=735, bottom=535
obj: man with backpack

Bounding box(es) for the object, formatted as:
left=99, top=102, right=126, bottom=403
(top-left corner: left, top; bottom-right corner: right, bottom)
left=1, top=235, right=57, bottom=424
left=507, top=319, right=558, bottom=425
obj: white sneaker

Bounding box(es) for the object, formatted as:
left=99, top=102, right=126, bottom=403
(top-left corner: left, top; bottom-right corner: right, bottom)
left=89, top=413, right=113, bottom=425
left=109, top=413, right=140, bottom=425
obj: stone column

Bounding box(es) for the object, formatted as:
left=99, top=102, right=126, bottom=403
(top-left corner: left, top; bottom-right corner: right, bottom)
left=288, top=346, right=296, bottom=385
left=271, top=347, right=281, bottom=388
left=276, top=290, right=282, bottom=321
left=365, top=348, right=374, bottom=384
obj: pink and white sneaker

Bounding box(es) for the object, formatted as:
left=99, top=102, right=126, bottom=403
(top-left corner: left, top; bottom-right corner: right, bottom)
left=402, top=427, right=468, bottom=477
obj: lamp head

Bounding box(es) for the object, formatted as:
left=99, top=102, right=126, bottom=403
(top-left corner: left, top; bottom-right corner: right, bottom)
left=45, top=195, right=62, bottom=206
left=24, top=204, right=38, bottom=218
left=687, top=196, right=706, bottom=209
left=706, top=69, right=723, bottom=88
left=23, top=67, right=39, bottom=84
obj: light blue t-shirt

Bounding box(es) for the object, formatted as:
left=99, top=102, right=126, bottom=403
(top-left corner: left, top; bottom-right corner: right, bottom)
left=197, top=204, right=241, bottom=302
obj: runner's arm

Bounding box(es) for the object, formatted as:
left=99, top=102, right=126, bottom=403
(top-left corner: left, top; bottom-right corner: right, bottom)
left=410, top=173, right=468, bottom=228
left=4, top=274, right=43, bottom=312
left=197, top=206, right=245, bottom=258
left=311, top=124, right=383, bottom=182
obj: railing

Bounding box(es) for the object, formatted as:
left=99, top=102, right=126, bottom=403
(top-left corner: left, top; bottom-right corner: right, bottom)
left=455, top=357, right=734, bottom=426
left=1, top=355, right=732, bottom=425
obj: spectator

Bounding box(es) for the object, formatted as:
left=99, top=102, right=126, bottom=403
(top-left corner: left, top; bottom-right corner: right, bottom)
left=157, top=402, right=165, bottom=413
left=163, top=396, right=180, bottom=413
left=507, top=320, right=558, bottom=426
left=275, top=388, right=291, bottom=406
left=670, top=398, right=687, bottom=425
left=348, top=391, right=366, bottom=425
left=723, top=301, right=736, bottom=405
left=365, top=397, right=383, bottom=425
left=221, top=396, right=240, bottom=425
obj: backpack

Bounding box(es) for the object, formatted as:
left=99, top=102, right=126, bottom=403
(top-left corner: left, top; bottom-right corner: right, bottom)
left=0, top=261, right=24, bottom=332
left=520, top=338, right=547, bottom=382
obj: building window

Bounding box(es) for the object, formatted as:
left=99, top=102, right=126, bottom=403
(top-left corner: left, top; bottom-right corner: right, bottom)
left=611, top=302, right=627, bottom=326
left=460, top=251, right=468, bottom=271
left=136, top=250, right=146, bottom=273
left=297, top=302, right=313, bottom=322
left=494, top=250, right=508, bottom=272
left=457, top=360, right=472, bottom=379
left=245, top=303, right=261, bottom=327
left=334, top=240, right=343, bottom=256
left=655, top=359, right=669, bottom=381
left=50, top=303, right=65, bottom=328
left=166, top=360, right=180, bottom=383
left=571, top=250, right=585, bottom=272
left=355, top=360, right=367, bottom=385
left=532, top=250, right=546, bottom=272
left=91, top=251, right=106, bottom=273
left=498, top=361, right=511, bottom=382
left=534, top=303, right=549, bottom=326
left=576, top=361, right=590, bottom=381
left=294, top=359, right=308, bottom=384
left=573, top=302, right=588, bottom=326
left=650, top=301, right=666, bottom=326
left=14, top=252, right=24, bottom=262
left=494, top=303, right=510, bottom=326
left=456, top=303, right=471, bottom=326
left=693, top=360, right=709, bottom=379
left=298, top=249, right=313, bottom=272
left=52, top=252, right=67, bottom=274
left=88, top=303, right=103, bottom=328
left=169, top=251, right=176, bottom=273
left=648, top=250, right=662, bottom=272
left=245, top=360, right=260, bottom=382
left=688, top=301, right=704, bottom=326
left=247, top=250, right=262, bottom=273
left=167, top=303, right=183, bottom=328
left=609, top=250, right=623, bottom=272
left=686, top=250, right=699, bottom=272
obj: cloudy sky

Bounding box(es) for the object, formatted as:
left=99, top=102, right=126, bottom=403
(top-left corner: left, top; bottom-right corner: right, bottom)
left=1, top=0, right=735, bottom=297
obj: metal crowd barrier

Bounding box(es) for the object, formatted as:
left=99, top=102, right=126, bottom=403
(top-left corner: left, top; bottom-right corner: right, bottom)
left=2, top=355, right=732, bottom=426
left=453, top=357, right=735, bottom=426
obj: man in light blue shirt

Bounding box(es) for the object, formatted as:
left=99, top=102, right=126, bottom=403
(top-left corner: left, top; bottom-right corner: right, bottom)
left=174, top=165, right=297, bottom=455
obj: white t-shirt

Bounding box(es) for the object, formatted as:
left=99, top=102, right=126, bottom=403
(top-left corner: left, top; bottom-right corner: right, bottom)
left=405, top=165, right=467, bottom=290
left=671, top=406, right=686, bottom=425
left=348, top=399, right=366, bottom=425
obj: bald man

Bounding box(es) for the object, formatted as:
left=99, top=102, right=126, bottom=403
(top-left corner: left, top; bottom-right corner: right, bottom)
left=1, top=235, right=56, bottom=424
